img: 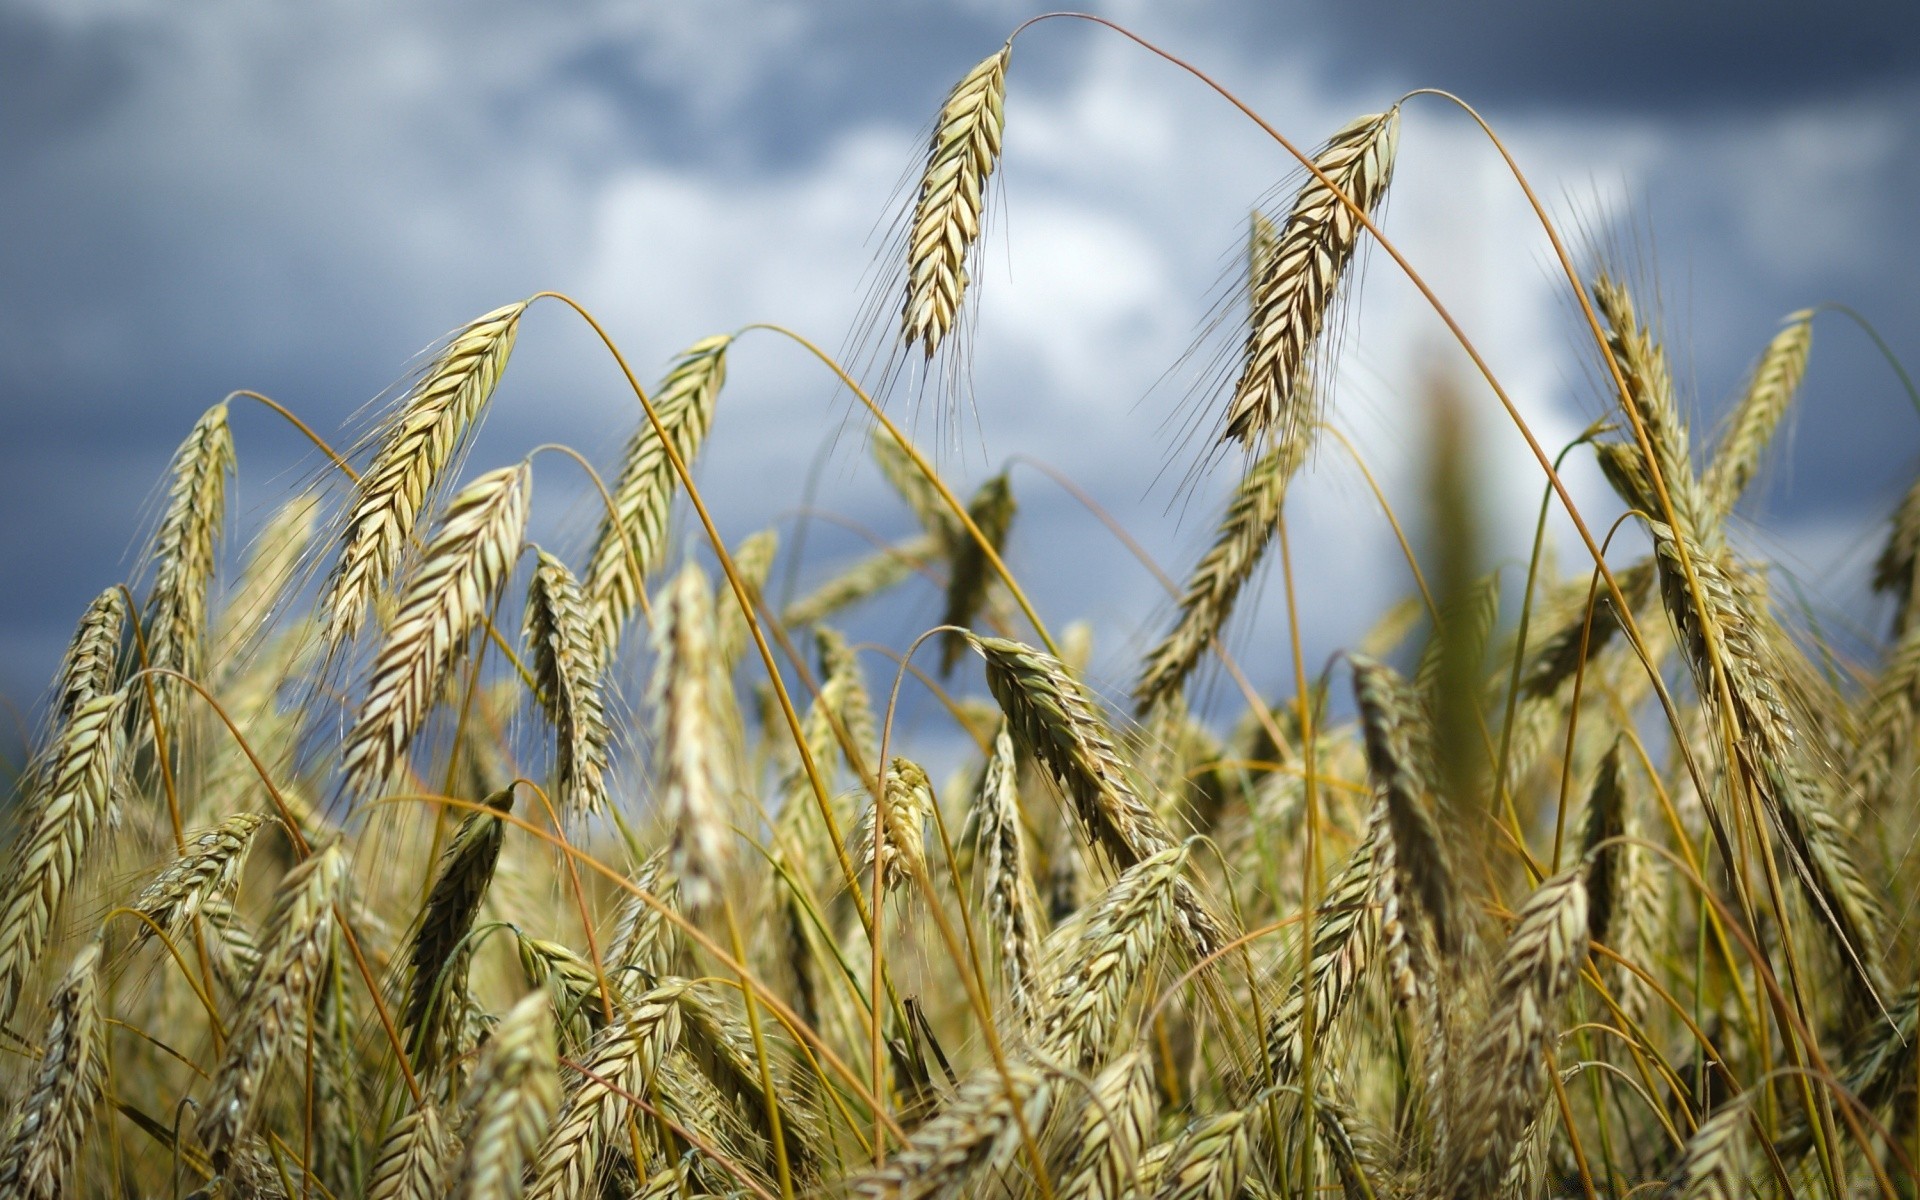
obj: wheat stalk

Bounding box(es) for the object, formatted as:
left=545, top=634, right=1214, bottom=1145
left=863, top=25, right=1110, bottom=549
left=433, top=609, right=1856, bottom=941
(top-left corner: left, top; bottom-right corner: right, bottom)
left=343, top=462, right=530, bottom=796
left=0, top=688, right=125, bottom=1027
left=583, top=335, right=729, bottom=660
left=1222, top=109, right=1398, bottom=448
left=525, top=551, right=611, bottom=817
left=0, top=943, right=103, bottom=1200
left=901, top=46, right=1010, bottom=359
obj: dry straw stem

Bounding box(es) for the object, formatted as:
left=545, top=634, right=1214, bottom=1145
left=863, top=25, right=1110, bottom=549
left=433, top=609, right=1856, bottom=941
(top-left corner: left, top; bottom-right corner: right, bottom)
left=343, top=462, right=530, bottom=796
left=1444, top=868, right=1590, bottom=1200
left=1702, top=309, right=1813, bottom=516
left=849, top=1061, right=1050, bottom=1200
left=325, top=300, right=526, bottom=647
left=143, top=400, right=236, bottom=734
left=584, top=334, right=729, bottom=660
left=525, top=979, right=687, bottom=1200
left=1135, top=422, right=1312, bottom=713
left=940, top=473, right=1016, bottom=674
left=973, top=727, right=1040, bottom=1016
left=1223, top=108, right=1398, bottom=448
left=403, top=786, right=513, bottom=1066
left=0, top=688, right=124, bottom=1027
left=129, top=811, right=270, bottom=948
left=857, top=757, right=934, bottom=895
left=652, top=562, right=731, bottom=917
left=451, top=989, right=561, bottom=1200
left=0, top=943, right=103, bottom=1200
left=367, top=1104, right=450, bottom=1200
left=525, top=550, right=612, bottom=817
left=198, top=840, right=349, bottom=1170
left=901, top=45, right=1010, bottom=360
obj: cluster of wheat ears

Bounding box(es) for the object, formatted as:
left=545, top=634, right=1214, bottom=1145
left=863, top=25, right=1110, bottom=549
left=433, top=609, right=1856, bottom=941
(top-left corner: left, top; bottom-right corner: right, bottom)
left=4, top=18, right=1917, bottom=1200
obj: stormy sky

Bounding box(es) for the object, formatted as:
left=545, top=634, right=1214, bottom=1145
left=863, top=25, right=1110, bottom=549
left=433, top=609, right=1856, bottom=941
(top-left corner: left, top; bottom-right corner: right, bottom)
left=3, top=0, right=1917, bottom=744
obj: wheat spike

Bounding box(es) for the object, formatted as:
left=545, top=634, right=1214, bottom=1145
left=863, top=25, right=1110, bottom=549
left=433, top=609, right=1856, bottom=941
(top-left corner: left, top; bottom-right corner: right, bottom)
left=973, top=727, right=1040, bottom=1017
left=404, top=787, right=512, bottom=1072
left=901, top=46, right=1010, bottom=359
left=1223, top=109, right=1398, bottom=447
left=128, top=812, right=270, bottom=949
left=1350, top=655, right=1458, bottom=956
left=1593, top=276, right=1716, bottom=546
left=0, top=943, right=104, bottom=1200
left=783, top=533, right=938, bottom=628
left=517, top=934, right=606, bottom=1052
left=1872, top=471, right=1920, bottom=640
left=1054, top=1047, right=1157, bottom=1200
left=198, top=840, right=349, bottom=1170
left=525, top=551, right=611, bottom=817
left=816, top=626, right=881, bottom=776
left=1703, top=308, right=1813, bottom=515
left=606, top=846, right=681, bottom=980
left=1262, top=806, right=1382, bottom=1083
left=141, top=400, right=236, bottom=736
left=714, top=527, right=779, bottom=669
left=1444, top=869, right=1590, bottom=1200
left=367, top=1104, right=450, bottom=1200
left=450, top=989, right=561, bottom=1200
left=583, top=335, right=729, bottom=660
left=48, top=587, right=126, bottom=732
left=525, top=980, right=687, bottom=1200
left=343, top=462, right=529, bottom=796
left=324, top=301, right=526, bottom=646
left=651, top=563, right=731, bottom=917
left=856, top=757, right=934, bottom=895
left=0, top=688, right=125, bottom=1027
left=939, top=473, right=1015, bottom=673
left=1149, top=1110, right=1252, bottom=1200
left=851, top=1062, right=1050, bottom=1200
left=1135, top=425, right=1311, bottom=713
left=216, top=491, right=319, bottom=661
left=872, top=428, right=955, bottom=539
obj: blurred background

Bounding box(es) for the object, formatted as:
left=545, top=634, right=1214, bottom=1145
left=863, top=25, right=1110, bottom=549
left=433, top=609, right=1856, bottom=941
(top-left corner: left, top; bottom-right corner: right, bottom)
left=4, top=0, right=1918, bottom=753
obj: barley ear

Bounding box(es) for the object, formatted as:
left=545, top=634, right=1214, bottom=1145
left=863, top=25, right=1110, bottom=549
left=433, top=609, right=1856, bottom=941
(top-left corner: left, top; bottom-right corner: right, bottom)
left=901, top=46, right=1010, bottom=359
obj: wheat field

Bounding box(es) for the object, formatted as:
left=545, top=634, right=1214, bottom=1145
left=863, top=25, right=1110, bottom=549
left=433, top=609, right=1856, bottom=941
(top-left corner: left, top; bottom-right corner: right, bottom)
left=1, top=18, right=1916, bottom=1200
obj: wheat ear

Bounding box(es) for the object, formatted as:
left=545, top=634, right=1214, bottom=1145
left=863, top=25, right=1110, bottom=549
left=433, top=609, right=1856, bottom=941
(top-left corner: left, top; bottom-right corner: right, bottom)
left=1223, top=109, right=1398, bottom=447
left=0, top=942, right=104, bottom=1200
left=1872, top=471, right=1920, bottom=640
left=1148, top=1110, right=1253, bottom=1200
left=450, top=989, right=561, bottom=1200
left=714, top=527, right=779, bottom=669
left=1262, top=805, right=1382, bottom=1083
left=583, top=335, right=728, bottom=660
left=404, top=786, right=512, bottom=1071
left=1593, top=275, right=1716, bottom=545
left=48, top=586, right=126, bottom=732
left=0, top=688, right=125, bottom=1027
left=343, top=462, right=529, bottom=796
left=142, top=400, right=235, bottom=735
left=782, top=533, right=939, bottom=628
left=198, top=840, right=348, bottom=1170
left=1054, top=1047, right=1157, bottom=1200
left=1135, top=425, right=1311, bottom=713
left=850, top=1062, right=1050, bottom=1200
left=939, top=473, right=1015, bottom=673
left=901, top=46, right=1010, bottom=359
left=856, top=757, right=934, bottom=895
left=1703, top=308, right=1813, bottom=515
left=973, top=727, right=1040, bottom=1017
left=525, top=551, right=611, bottom=817
left=324, top=301, right=526, bottom=646
left=367, top=1104, right=450, bottom=1200
left=651, top=563, right=731, bottom=918
left=128, top=811, right=270, bottom=949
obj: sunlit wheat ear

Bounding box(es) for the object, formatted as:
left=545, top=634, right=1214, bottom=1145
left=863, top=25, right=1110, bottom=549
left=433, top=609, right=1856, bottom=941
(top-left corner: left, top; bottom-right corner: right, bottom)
left=782, top=532, right=939, bottom=628
left=216, top=490, right=318, bottom=660
left=1135, top=421, right=1311, bottom=713
left=973, top=728, right=1039, bottom=1018
left=0, top=687, right=125, bottom=1028
left=851, top=1062, right=1051, bottom=1200
left=0, top=942, right=102, bottom=1200
left=1035, top=843, right=1186, bottom=1068
left=1148, top=1110, right=1252, bottom=1200
left=713, top=527, right=779, bottom=669
left=1263, top=805, right=1382, bottom=1083
left=343, top=462, right=530, bottom=797
left=49, top=587, right=126, bottom=732
left=525, top=551, right=611, bottom=818
left=525, top=980, right=687, bottom=1200
left=1702, top=308, right=1813, bottom=515
left=1649, top=523, right=1887, bottom=1010
left=198, top=839, right=349, bottom=1171
left=140, top=401, right=235, bottom=732
left=1444, top=868, right=1589, bottom=1200
left=129, top=812, right=270, bottom=949
left=1223, top=108, right=1398, bottom=448
left=677, top=983, right=822, bottom=1180
left=1661, top=1094, right=1754, bottom=1200
left=1592, top=275, right=1716, bottom=545
left=517, top=934, right=605, bottom=1051
left=816, top=625, right=881, bottom=774
left=651, top=563, right=730, bottom=918
left=939, top=473, right=1015, bottom=674
left=901, top=45, right=1010, bottom=360
left=856, top=757, right=934, bottom=895
left=1054, top=1047, right=1156, bottom=1200
left=403, top=786, right=511, bottom=1071
left=323, top=300, right=527, bottom=648
left=368, top=1104, right=450, bottom=1200
left=1349, top=655, right=1458, bottom=957
left=1872, top=471, right=1920, bottom=640
left=451, top=989, right=560, bottom=1200
left=583, top=334, right=729, bottom=661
